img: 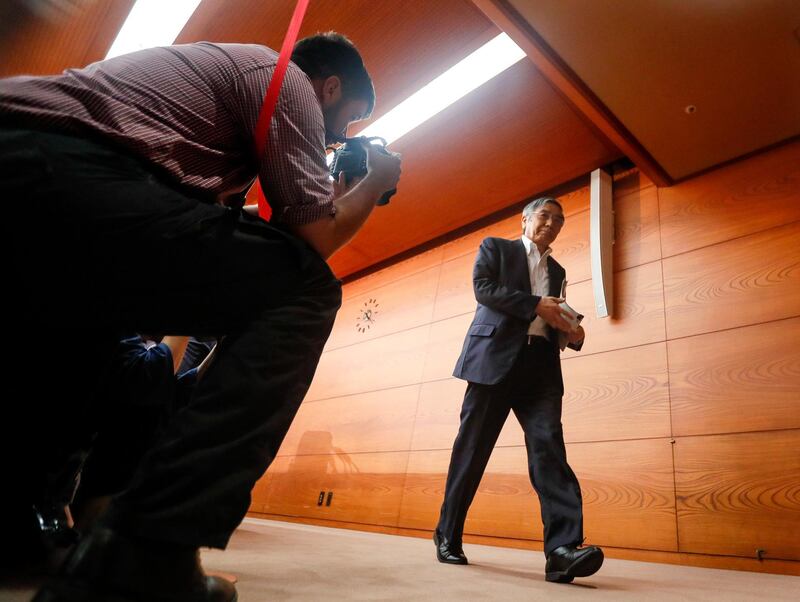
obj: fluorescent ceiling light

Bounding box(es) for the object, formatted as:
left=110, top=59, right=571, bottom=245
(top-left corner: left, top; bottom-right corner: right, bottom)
left=357, top=33, right=525, bottom=145
left=106, top=0, right=202, bottom=59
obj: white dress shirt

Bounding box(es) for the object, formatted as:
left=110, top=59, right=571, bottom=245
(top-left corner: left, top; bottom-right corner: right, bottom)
left=521, top=235, right=552, bottom=338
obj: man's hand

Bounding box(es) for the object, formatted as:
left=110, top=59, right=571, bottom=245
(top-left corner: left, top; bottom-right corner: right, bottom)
left=534, top=296, right=573, bottom=331
left=364, top=144, right=401, bottom=199
left=291, top=147, right=402, bottom=260
left=567, top=325, right=585, bottom=344
left=332, top=171, right=362, bottom=200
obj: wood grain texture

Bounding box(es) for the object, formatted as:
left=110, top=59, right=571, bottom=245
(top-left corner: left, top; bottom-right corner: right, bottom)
left=410, top=378, right=525, bottom=452
left=254, top=451, right=409, bottom=527
left=431, top=253, right=477, bottom=322
left=400, top=439, right=677, bottom=551
left=614, top=184, right=662, bottom=270
left=340, top=247, right=445, bottom=299
left=397, top=448, right=542, bottom=540
left=561, top=342, right=671, bottom=442
left=663, top=221, right=800, bottom=339
left=568, top=260, right=666, bottom=355
left=568, top=438, right=678, bottom=551
left=675, top=430, right=800, bottom=560
left=409, top=379, right=469, bottom=452
left=472, top=0, right=672, bottom=185
left=659, top=139, right=800, bottom=258
left=549, top=209, right=591, bottom=284
left=421, top=313, right=474, bottom=382
left=306, top=325, right=430, bottom=401
left=0, top=0, right=134, bottom=77
left=278, top=386, right=420, bottom=457
left=669, top=317, right=800, bottom=437
left=325, top=265, right=440, bottom=352
left=440, top=215, right=520, bottom=263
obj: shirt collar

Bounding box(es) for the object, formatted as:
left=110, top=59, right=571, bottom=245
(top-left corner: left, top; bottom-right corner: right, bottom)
left=521, top=235, right=552, bottom=262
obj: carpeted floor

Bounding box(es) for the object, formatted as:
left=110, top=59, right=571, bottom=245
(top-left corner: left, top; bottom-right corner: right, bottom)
left=4, top=518, right=797, bottom=601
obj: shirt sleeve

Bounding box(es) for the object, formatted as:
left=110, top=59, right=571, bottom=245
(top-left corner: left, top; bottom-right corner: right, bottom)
left=224, top=63, right=335, bottom=225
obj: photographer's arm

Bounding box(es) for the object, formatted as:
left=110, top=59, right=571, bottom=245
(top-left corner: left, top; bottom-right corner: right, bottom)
left=290, top=146, right=401, bottom=260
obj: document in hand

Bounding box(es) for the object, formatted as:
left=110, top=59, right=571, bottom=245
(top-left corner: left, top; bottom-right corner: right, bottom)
left=557, top=280, right=584, bottom=350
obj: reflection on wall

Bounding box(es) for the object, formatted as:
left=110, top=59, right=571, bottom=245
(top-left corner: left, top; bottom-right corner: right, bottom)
left=250, top=139, right=800, bottom=574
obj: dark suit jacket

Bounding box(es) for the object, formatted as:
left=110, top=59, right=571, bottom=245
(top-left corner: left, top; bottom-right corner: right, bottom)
left=452, top=237, right=582, bottom=386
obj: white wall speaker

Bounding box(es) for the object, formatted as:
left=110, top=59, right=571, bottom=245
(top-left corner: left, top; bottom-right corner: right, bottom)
left=590, top=168, right=614, bottom=318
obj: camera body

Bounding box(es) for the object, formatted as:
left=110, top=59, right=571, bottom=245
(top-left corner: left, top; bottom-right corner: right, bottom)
left=329, top=136, right=396, bottom=206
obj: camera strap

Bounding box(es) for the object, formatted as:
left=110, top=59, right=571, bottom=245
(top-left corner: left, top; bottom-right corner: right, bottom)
left=251, top=0, right=310, bottom=221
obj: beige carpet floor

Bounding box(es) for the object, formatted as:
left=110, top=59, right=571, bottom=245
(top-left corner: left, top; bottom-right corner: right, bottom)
left=3, top=517, right=797, bottom=601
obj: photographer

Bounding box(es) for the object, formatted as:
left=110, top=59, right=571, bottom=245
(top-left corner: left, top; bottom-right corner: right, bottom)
left=0, top=32, right=400, bottom=601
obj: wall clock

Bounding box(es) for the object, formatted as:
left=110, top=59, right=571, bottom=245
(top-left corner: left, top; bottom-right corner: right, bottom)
left=356, top=298, right=379, bottom=333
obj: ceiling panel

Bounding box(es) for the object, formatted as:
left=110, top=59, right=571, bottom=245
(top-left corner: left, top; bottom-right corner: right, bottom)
left=1, top=0, right=621, bottom=277
left=504, top=0, right=800, bottom=180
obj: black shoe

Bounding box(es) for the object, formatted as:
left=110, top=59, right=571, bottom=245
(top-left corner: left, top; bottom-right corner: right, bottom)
left=433, top=530, right=468, bottom=565
left=32, top=526, right=237, bottom=601
left=545, top=544, right=604, bottom=583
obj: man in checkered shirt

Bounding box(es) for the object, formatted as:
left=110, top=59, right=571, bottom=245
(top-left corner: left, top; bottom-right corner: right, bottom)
left=0, top=32, right=401, bottom=601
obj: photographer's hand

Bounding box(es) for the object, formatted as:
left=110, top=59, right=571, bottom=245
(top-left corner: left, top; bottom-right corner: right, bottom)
left=332, top=171, right=362, bottom=199
left=365, top=144, right=401, bottom=200
left=290, top=149, right=402, bottom=260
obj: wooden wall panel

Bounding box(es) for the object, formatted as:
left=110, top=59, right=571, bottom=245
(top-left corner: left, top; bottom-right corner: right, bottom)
left=569, top=438, right=678, bottom=551
left=278, top=386, right=420, bottom=457
left=398, top=450, right=456, bottom=533
left=326, top=266, right=440, bottom=351
left=465, top=446, right=542, bottom=540
left=257, top=452, right=409, bottom=527
left=614, top=184, right=662, bottom=270
left=431, top=254, right=477, bottom=322
left=549, top=209, right=591, bottom=284
left=567, top=261, right=666, bottom=355
left=398, top=447, right=544, bottom=540
left=561, top=342, right=671, bottom=442
left=675, top=430, right=800, bottom=560
left=659, top=139, right=800, bottom=258
left=421, top=314, right=474, bottom=382
left=253, top=143, right=800, bottom=573
left=410, top=379, right=468, bottom=452
left=399, top=440, right=678, bottom=552
left=669, top=318, right=800, bottom=437
left=440, top=215, right=519, bottom=263
left=341, top=247, right=444, bottom=300
left=663, top=222, right=800, bottom=340
left=410, top=378, right=525, bottom=452
left=307, top=325, right=430, bottom=401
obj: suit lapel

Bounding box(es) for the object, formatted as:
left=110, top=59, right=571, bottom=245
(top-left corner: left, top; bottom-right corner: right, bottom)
left=547, top=256, right=564, bottom=297
left=513, top=239, right=532, bottom=294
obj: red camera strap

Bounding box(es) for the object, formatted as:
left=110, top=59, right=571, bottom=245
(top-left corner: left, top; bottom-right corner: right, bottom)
left=252, top=0, right=310, bottom=221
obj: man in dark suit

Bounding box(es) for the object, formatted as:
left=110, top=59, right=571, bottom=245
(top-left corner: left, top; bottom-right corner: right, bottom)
left=433, top=197, right=604, bottom=583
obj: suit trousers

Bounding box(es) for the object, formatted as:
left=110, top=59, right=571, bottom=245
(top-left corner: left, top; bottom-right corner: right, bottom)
left=0, top=127, right=341, bottom=551
left=437, top=337, right=583, bottom=556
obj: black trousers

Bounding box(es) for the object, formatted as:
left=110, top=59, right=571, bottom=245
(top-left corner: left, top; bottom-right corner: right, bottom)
left=1, top=127, right=341, bottom=550
left=436, top=337, right=583, bottom=556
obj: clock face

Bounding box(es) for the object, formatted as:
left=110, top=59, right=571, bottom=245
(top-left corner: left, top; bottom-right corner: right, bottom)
left=356, top=298, right=379, bottom=333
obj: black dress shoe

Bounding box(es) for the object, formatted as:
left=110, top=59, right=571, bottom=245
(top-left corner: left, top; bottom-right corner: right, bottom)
left=545, top=544, right=604, bottom=583
left=433, top=530, right=468, bottom=565
left=32, top=526, right=237, bottom=601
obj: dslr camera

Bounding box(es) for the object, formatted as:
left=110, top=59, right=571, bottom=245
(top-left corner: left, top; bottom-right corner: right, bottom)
left=329, top=136, right=396, bottom=206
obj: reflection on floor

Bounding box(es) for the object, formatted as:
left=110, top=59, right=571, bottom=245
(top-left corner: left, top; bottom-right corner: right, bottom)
left=4, top=517, right=797, bottom=601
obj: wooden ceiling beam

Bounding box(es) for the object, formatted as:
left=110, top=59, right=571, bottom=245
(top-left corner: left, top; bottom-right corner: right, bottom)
left=470, top=0, right=673, bottom=187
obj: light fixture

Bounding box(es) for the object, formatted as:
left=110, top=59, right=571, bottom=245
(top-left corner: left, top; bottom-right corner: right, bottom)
left=356, top=33, right=525, bottom=144
left=105, top=0, right=202, bottom=59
